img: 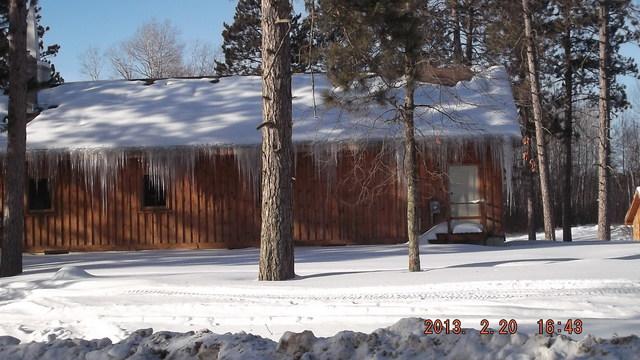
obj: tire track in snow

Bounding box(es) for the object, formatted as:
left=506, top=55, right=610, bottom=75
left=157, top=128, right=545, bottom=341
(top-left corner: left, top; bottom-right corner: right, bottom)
left=124, top=282, right=640, bottom=303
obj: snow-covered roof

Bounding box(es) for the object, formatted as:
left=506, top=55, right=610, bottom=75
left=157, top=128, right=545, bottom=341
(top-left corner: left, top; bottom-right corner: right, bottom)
left=0, top=66, right=520, bottom=151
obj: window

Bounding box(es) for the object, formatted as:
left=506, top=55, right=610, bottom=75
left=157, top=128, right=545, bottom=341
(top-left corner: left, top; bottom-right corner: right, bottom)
left=142, top=175, right=166, bottom=208
left=28, top=178, right=52, bottom=211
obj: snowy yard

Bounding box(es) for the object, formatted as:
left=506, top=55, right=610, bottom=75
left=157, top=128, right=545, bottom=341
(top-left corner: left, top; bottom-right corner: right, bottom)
left=1, top=225, right=640, bottom=358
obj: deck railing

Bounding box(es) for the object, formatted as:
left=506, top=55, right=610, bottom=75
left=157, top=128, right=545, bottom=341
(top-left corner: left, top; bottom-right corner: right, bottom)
left=445, top=199, right=502, bottom=238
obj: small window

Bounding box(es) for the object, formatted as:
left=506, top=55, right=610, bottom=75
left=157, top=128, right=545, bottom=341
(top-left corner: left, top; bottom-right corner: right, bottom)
left=28, top=178, right=52, bottom=211
left=142, top=175, right=166, bottom=208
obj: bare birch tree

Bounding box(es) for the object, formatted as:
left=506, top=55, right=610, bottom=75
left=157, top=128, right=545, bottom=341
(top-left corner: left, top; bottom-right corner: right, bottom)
left=258, top=0, right=295, bottom=281
left=108, top=19, right=184, bottom=79
left=185, top=41, right=219, bottom=77
left=522, top=0, right=556, bottom=241
left=1, top=0, right=27, bottom=277
left=107, top=44, right=135, bottom=80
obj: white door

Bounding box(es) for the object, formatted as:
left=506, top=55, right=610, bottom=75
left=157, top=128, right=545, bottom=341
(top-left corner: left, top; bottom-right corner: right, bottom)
left=449, top=165, right=481, bottom=219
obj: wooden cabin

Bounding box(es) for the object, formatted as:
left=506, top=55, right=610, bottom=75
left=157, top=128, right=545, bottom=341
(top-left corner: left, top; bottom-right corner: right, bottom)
left=0, top=67, right=520, bottom=252
left=624, top=187, right=640, bottom=240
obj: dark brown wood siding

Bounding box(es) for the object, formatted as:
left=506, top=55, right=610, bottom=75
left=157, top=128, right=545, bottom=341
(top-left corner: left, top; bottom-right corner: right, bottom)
left=0, top=143, right=506, bottom=252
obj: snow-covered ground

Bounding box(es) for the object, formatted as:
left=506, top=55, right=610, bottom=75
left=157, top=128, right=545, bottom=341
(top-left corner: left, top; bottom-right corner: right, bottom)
left=1, top=224, right=639, bottom=358
left=507, top=224, right=633, bottom=242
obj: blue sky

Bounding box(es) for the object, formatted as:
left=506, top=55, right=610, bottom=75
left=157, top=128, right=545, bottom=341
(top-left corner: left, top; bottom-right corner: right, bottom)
left=40, top=0, right=639, bottom=93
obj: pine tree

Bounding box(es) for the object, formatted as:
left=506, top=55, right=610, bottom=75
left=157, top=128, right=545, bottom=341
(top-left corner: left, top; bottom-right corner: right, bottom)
left=215, top=0, right=262, bottom=75
left=34, top=6, right=62, bottom=84
left=215, top=0, right=310, bottom=76
left=299, top=0, right=345, bottom=72
left=0, top=0, right=62, bottom=88
left=319, top=0, right=433, bottom=272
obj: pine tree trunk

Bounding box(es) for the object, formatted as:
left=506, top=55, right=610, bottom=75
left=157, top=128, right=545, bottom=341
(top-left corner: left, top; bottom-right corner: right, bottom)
left=522, top=122, right=536, bottom=241
left=519, top=71, right=536, bottom=241
left=404, top=106, right=420, bottom=272
left=1, top=0, right=27, bottom=277
left=258, top=0, right=295, bottom=281
left=521, top=111, right=536, bottom=241
left=404, top=57, right=420, bottom=273
left=522, top=0, right=556, bottom=241
left=562, top=0, right=573, bottom=242
left=464, top=2, right=474, bottom=66
left=450, top=0, right=463, bottom=64
left=597, top=0, right=611, bottom=241
left=527, top=166, right=536, bottom=241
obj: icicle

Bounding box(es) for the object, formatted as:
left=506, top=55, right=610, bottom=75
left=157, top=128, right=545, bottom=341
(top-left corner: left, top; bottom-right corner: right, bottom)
left=307, top=141, right=339, bottom=186
left=233, top=145, right=261, bottom=193
left=502, top=136, right=516, bottom=207
left=394, top=139, right=405, bottom=185
left=11, top=133, right=519, bottom=215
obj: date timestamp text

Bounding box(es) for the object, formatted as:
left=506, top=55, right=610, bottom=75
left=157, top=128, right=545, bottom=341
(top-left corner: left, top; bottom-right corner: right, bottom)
left=423, top=318, right=584, bottom=335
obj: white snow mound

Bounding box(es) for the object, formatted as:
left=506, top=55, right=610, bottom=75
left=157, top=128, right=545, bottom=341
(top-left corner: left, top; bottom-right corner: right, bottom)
left=52, top=266, right=94, bottom=281
left=0, top=318, right=639, bottom=360
left=453, top=222, right=483, bottom=234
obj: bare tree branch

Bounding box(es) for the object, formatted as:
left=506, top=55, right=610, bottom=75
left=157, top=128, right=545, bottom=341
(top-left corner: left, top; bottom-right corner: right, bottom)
left=78, top=46, right=103, bottom=81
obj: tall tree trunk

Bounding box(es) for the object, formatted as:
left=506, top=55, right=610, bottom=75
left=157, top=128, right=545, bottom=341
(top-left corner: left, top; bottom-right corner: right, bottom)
left=527, top=165, right=536, bottom=241
left=450, top=0, right=463, bottom=64
left=464, top=1, right=474, bottom=66
left=522, top=108, right=536, bottom=241
left=518, top=66, right=536, bottom=241
left=520, top=107, right=536, bottom=241
left=597, top=0, right=611, bottom=241
left=404, top=55, right=421, bottom=272
left=1, top=0, right=27, bottom=277
left=562, top=0, right=573, bottom=242
left=522, top=0, right=556, bottom=241
left=259, top=0, right=295, bottom=281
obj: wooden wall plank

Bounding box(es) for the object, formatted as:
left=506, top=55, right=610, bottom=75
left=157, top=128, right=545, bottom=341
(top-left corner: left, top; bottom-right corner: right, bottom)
left=181, top=168, right=187, bottom=247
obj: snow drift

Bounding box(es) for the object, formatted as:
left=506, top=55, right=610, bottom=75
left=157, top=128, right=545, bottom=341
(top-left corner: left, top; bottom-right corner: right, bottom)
left=0, top=318, right=638, bottom=360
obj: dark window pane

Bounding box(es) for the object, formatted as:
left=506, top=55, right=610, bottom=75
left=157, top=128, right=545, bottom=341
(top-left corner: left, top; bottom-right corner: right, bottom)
left=28, top=178, right=52, bottom=211
left=142, top=175, right=166, bottom=208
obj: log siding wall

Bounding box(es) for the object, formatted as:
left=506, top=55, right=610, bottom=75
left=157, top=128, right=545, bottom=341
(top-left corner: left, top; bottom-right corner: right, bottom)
left=0, top=144, right=505, bottom=252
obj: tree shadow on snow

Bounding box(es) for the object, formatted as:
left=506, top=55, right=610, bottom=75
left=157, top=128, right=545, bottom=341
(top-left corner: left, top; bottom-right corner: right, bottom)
left=14, top=240, right=639, bottom=278
left=436, top=257, right=579, bottom=269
